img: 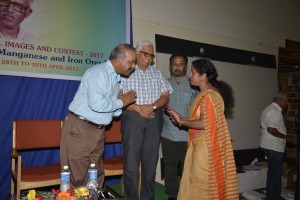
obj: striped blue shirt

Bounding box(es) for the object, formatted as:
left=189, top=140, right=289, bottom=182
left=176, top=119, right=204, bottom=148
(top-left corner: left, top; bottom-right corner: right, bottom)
left=121, top=65, right=173, bottom=105
left=69, top=60, right=123, bottom=125
left=161, top=76, right=198, bottom=141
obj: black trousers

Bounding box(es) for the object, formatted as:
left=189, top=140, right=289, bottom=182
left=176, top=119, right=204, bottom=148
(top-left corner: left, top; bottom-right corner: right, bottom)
left=161, top=137, right=187, bottom=198
left=121, top=109, right=163, bottom=200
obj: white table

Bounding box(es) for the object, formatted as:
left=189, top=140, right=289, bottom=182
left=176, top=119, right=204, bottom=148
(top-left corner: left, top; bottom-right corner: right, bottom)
left=237, top=167, right=268, bottom=193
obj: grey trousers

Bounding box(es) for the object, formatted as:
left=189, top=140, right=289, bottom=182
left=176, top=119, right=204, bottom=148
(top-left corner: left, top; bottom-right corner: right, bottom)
left=161, top=137, right=187, bottom=198
left=60, top=113, right=105, bottom=188
left=121, top=109, right=163, bottom=200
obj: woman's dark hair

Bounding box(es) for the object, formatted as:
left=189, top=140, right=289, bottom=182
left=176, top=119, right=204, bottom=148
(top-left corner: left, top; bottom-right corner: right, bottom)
left=192, top=59, right=235, bottom=117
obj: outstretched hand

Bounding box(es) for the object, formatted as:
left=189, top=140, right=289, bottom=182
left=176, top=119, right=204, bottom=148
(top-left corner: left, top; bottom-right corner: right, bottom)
left=167, top=109, right=182, bottom=125
left=118, top=90, right=137, bottom=108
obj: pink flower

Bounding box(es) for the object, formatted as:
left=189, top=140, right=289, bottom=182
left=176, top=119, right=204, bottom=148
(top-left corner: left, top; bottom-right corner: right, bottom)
left=67, top=188, right=74, bottom=195
left=51, top=188, right=61, bottom=195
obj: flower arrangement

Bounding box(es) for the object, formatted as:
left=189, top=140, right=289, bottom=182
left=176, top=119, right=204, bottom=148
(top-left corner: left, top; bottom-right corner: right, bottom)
left=25, top=187, right=92, bottom=200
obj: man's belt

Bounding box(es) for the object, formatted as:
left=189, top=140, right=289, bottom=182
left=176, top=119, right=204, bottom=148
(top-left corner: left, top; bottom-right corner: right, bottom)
left=69, top=111, right=105, bottom=129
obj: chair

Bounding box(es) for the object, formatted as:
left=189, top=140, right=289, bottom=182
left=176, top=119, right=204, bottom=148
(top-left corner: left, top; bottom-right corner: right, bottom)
left=103, top=119, right=141, bottom=195
left=103, top=119, right=124, bottom=177
left=11, top=119, right=63, bottom=199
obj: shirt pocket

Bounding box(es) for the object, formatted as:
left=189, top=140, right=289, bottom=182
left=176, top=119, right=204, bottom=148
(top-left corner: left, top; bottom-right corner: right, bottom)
left=182, top=92, right=191, bottom=105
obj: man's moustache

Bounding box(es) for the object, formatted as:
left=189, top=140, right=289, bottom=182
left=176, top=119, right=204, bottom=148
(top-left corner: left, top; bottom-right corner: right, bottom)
left=173, top=70, right=182, bottom=75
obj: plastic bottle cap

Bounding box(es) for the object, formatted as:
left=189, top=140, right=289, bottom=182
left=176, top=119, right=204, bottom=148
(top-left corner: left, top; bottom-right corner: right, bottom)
left=91, top=163, right=95, bottom=168
left=63, top=166, right=68, bottom=170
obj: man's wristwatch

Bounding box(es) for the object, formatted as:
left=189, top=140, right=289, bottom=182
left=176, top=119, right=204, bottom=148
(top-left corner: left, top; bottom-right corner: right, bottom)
left=152, top=104, right=157, bottom=110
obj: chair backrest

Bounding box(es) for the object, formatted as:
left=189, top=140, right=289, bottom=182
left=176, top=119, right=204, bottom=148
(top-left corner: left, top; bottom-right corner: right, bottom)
left=105, top=119, right=122, bottom=143
left=13, top=119, right=62, bottom=150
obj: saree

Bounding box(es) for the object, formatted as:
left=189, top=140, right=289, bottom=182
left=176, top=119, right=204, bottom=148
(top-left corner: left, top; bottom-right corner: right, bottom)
left=178, top=89, right=239, bottom=200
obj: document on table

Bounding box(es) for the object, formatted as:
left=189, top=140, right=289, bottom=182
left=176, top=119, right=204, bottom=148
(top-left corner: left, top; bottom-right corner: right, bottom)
left=242, top=165, right=261, bottom=171
left=242, top=190, right=266, bottom=200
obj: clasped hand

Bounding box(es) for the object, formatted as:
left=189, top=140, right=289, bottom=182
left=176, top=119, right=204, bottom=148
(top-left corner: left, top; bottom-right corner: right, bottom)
left=118, top=90, right=137, bottom=108
left=139, top=105, right=155, bottom=119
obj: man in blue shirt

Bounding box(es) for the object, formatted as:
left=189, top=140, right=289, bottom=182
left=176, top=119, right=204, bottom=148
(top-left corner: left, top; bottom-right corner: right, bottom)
left=60, top=44, right=137, bottom=188
left=121, top=40, right=173, bottom=200
left=161, top=54, right=197, bottom=200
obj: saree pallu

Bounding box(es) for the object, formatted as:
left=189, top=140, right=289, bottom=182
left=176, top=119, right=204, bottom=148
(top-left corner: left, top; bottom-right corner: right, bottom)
left=178, top=89, right=239, bottom=200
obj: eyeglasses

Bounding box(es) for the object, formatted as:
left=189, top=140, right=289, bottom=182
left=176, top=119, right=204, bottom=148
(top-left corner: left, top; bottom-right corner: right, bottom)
left=139, top=51, right=155, bottom=60
left=0, top=0, right=30, bottom=13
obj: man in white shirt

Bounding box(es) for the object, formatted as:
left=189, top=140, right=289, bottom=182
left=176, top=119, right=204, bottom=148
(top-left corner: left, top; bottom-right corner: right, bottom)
left=259, top=91, right=293, bottom=200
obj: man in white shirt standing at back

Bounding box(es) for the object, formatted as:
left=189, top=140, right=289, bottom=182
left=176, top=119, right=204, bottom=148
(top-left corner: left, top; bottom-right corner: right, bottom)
left=259, top=91, right=293, bottom=200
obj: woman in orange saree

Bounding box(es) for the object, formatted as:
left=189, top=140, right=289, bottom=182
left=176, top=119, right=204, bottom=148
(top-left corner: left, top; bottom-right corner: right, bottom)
left=168, top=59, right=239, bottom=199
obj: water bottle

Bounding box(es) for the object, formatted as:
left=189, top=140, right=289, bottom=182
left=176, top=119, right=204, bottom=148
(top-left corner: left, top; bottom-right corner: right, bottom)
left=86, top=163, right=98, bottom=199
left=60, top=165, right=70, bottom=192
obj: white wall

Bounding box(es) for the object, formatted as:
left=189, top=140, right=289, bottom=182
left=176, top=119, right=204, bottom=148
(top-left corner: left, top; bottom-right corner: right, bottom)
left=132, top=0, right=300, bottom=54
